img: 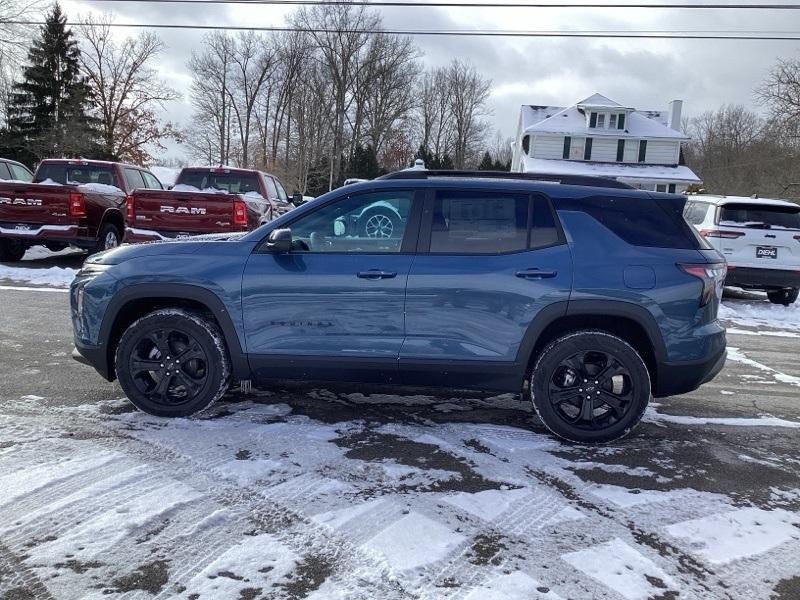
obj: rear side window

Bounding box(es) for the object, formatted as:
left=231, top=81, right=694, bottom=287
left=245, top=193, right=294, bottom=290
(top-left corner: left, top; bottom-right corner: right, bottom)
left=683, top=201, right=710, bottom=225
left=9, top=163, right=32, bottom=181
left=141, top=171, right=163, bottom=189
left=430, top=191, right=529, bottom=254
left=177, top=169, right=260, bottom=194
left=555, top=194, right=702, bottom=249
left=124, top=168, right=145, bottom=191
left=718, top=203, right=800, bottom=230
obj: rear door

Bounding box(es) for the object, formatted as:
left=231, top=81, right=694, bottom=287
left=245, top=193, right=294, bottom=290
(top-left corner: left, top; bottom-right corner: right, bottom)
left=400, top=188, right=573, bottom=390
left=242, top=189, right=422, bottom=383
left=716, top=202, right=800, bottom=269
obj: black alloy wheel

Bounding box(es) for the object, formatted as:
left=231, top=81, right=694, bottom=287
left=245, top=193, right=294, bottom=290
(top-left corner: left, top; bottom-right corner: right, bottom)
left=531, top=331, right=651, bottom=443
left=116, top=309, right=230, bottom=416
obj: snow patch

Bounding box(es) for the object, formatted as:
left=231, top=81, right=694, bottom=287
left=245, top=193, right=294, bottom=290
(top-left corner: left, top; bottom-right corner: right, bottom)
left=588, top=484, right=690, bottom=508
left=363, top=512, right=465, bottom=571
left=444, top=488, right=531, bottom=521
left=666, top=507, right=800, bottom=564
left=464, top=571, right=564, bottom=599
left=78, top=182, right=123, bottom=194
left=562, top=537, right=678, bottom=600
left=644, top=406, right=800, bottom=429
left=0, top=264, right=77, bottom=288
left=719, top=300, right=800, bottom=332
left=727, top=346, right=800, bottom=387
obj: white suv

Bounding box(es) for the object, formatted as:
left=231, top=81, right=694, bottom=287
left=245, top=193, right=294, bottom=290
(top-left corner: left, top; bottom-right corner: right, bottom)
left=684, top=195, right=800, bottom=305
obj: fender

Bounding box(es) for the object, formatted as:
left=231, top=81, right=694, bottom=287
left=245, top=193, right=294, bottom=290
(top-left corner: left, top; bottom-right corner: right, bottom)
left=514, top=298, right=668, bottom=370
left=98, top=283, right=250, bottom=382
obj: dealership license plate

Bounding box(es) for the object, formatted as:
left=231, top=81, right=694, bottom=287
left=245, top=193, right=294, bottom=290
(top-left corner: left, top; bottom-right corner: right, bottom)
left=14, top=224, right=30, bottom=231
left=756, top=246, right=778, bottom=259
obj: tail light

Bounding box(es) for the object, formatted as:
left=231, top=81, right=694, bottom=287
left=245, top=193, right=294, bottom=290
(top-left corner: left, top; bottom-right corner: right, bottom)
left=699, top=229, right=744, bottom=239
left=68, top=192, right=86, bottom=217
left=233, top=200, right=247, bottom=226
left=678, top=263, right=727, bottom=307
left=126, top=195, right=135, bottom=222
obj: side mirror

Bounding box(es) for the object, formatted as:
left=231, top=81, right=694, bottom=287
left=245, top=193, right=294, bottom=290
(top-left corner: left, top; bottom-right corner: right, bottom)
left=265, top=228, right=292, bottom=252
left=291, top=192, right=303, bottom=205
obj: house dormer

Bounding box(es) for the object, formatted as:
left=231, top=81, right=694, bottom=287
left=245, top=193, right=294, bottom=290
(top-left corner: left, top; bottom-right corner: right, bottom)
left=577, top=94, right=634, bottom=131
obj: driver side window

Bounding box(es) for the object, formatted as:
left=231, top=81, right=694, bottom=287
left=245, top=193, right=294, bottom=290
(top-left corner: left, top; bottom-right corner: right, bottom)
left=288, top=191, right=414, bottom=253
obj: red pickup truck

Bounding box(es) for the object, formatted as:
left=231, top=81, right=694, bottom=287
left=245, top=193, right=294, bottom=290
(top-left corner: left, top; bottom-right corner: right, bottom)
left=0, top=159, right=163, bottom=261
left=125, top=166, right=295, bottom=242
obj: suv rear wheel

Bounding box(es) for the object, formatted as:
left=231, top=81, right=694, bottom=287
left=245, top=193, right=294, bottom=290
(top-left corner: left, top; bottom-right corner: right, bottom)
left=530, top=331, right=651, bottom=443
left=115, top=309, right=231, bottom=417
left=767, top=288, right=798, bottom=306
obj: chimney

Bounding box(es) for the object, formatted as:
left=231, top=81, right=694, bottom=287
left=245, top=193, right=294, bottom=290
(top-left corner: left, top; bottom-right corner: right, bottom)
left=667, top=99, right=683, bottom=131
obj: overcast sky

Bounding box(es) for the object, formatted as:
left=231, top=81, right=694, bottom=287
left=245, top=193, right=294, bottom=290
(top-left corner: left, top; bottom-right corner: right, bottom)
left=57, top=0, right=800, bottom=163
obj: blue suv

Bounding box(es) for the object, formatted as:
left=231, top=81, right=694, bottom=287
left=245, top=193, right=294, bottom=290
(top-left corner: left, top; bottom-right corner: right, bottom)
left=71, top=171, right=727, bottom=443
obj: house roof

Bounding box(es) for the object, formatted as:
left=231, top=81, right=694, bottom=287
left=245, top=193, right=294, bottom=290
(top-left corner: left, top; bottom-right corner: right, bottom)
left=688, top=195, right=799, bottom=208
left=521, top=156, right=701, bottom=183
left=520, top=93, right=687, bottom=140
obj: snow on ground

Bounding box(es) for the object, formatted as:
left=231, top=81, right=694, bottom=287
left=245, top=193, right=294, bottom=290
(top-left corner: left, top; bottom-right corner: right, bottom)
left=719, top=296, right=800, bottom=332
left=0, top=264, right=77, bottom=287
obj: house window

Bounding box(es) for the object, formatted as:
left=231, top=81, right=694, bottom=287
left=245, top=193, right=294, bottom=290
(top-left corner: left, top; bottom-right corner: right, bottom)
left=589, top=112, right=597, bottom=128
left=522, top=135, right=530, bottom=155
left=562, top=136, right=571, bottom=159
left=656, top=184, right=668, bottom=193
left=584, top=138, right=593, bottom=160
left=668, top=183, right=676, bottom=194
left=616, top=139, right=625, bottom=162
left=597, top=114, right=606, bottom=128
left=618, top=114, right=626, bottom=130
left=638, top=140, right=647, bottom=163
left=610, top=114, right=618, bottom=129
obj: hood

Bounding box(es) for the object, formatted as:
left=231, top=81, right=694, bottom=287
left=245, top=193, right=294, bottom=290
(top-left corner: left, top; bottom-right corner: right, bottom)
left=86, top=235, right=254, bottom=266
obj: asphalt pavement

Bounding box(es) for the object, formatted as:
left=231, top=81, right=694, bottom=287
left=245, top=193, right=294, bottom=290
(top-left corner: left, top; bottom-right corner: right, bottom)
left=0, top=257, right=799, bottom=600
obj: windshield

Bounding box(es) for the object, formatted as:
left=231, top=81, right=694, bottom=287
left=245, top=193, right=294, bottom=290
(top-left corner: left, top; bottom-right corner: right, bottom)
left=718, top=203, right=800, bottom=229
left=177, top=169, right=261, bottom=194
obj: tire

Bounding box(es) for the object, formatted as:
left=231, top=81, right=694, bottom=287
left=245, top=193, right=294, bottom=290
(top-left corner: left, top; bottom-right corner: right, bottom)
left=115, top=309, right=231, bottom=417
left=0, top=238, right=26, bottom=262
left=767, top=288, right=798, bottom=306
left=530, top=331, right=651, bottom=444
left=93, top=223, right=121, bottom=254
left=358, top=208, right=401, bottom=239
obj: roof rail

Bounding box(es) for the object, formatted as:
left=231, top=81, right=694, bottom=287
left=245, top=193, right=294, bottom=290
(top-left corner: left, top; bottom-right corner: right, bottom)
left=376, top=169, right=634, bottom=190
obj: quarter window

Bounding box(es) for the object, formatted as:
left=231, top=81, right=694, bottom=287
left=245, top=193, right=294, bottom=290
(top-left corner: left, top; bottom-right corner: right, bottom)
left=141, top=171, right=163, bottom=189
left=124, top=168, right=145, bottom=191
left=287, top=191, right=414, bottom=253
left=10, top=164, right=32, bottom=181
left=430, top=191, right=529, bottom=254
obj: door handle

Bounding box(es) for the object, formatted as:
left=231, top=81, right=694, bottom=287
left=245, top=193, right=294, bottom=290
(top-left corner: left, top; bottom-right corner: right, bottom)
left=516, top=268, right=557, bottom=279
left=357, top=270, right=397, bottom=280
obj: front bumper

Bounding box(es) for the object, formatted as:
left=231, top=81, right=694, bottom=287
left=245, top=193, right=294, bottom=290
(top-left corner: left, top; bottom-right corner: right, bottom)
left=726, top=266, right=800, bottom=290
left=72, top=341, right=113, bottom=381
left=653, top=346, right=727, bottom=398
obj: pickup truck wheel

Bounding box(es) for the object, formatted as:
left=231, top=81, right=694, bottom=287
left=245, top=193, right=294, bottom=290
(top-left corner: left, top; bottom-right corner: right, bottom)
left=115, top=309, right=231, bottom=417
left=530, top=331, right=651, bottom=444
left=0, top=239, right=26, bottom=262
left=94, top=224, right=121, bottom=254
left=767, top=288, right=798, bottom=306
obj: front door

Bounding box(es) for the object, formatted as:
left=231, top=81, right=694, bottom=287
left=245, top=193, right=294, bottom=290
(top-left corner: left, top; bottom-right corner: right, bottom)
left=242, top=189, right=421, bottom=383
left=401, top=189, right=573, bottom=390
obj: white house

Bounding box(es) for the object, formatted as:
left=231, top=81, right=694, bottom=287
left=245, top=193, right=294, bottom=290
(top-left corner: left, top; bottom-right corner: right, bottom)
left=511, top=93, right=701, bottom=193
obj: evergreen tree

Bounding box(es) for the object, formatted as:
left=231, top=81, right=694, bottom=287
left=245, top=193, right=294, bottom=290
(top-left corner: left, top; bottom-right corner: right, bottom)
left=346, top=145, right=381, bottom=180
left=4, top=4, right=99, bottom=165
left=478, top=151, right=493, bottom=170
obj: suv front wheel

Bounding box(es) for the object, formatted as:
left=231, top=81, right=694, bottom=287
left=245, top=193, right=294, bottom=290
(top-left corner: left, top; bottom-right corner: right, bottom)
left=115, top=309, right=231, bottom=417
left=530, top=331, right=651, bottom=443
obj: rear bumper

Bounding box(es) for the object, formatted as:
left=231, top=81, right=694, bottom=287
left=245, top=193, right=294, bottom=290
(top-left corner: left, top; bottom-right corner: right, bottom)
left=124, top=227, right=245, bottom=243
left=725, top=266, right=800, bottom=290
left=653, top=345, right=727, bottom=398
left=0, top=223, right=80, bottom=241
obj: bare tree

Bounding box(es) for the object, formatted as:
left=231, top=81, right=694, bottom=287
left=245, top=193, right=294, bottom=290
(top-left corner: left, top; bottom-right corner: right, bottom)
left=757, top=57, right=800, bottom=129
left=292, top=3, right=380, bottom=189
left=188, top=32, right=236, bottom=165
left=79, top=14, right=180, bottom=163
left=447, top=60, right=491, bottom=169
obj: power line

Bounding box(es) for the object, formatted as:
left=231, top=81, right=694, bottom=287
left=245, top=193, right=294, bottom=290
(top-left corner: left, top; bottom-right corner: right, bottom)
left=73, top=0, right=800, bottom=8
left=9, top=20, right=800, bottom=39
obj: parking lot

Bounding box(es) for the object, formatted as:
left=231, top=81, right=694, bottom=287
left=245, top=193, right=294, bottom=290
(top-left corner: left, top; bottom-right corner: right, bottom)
left=1, top=252, right=799, bottom=600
